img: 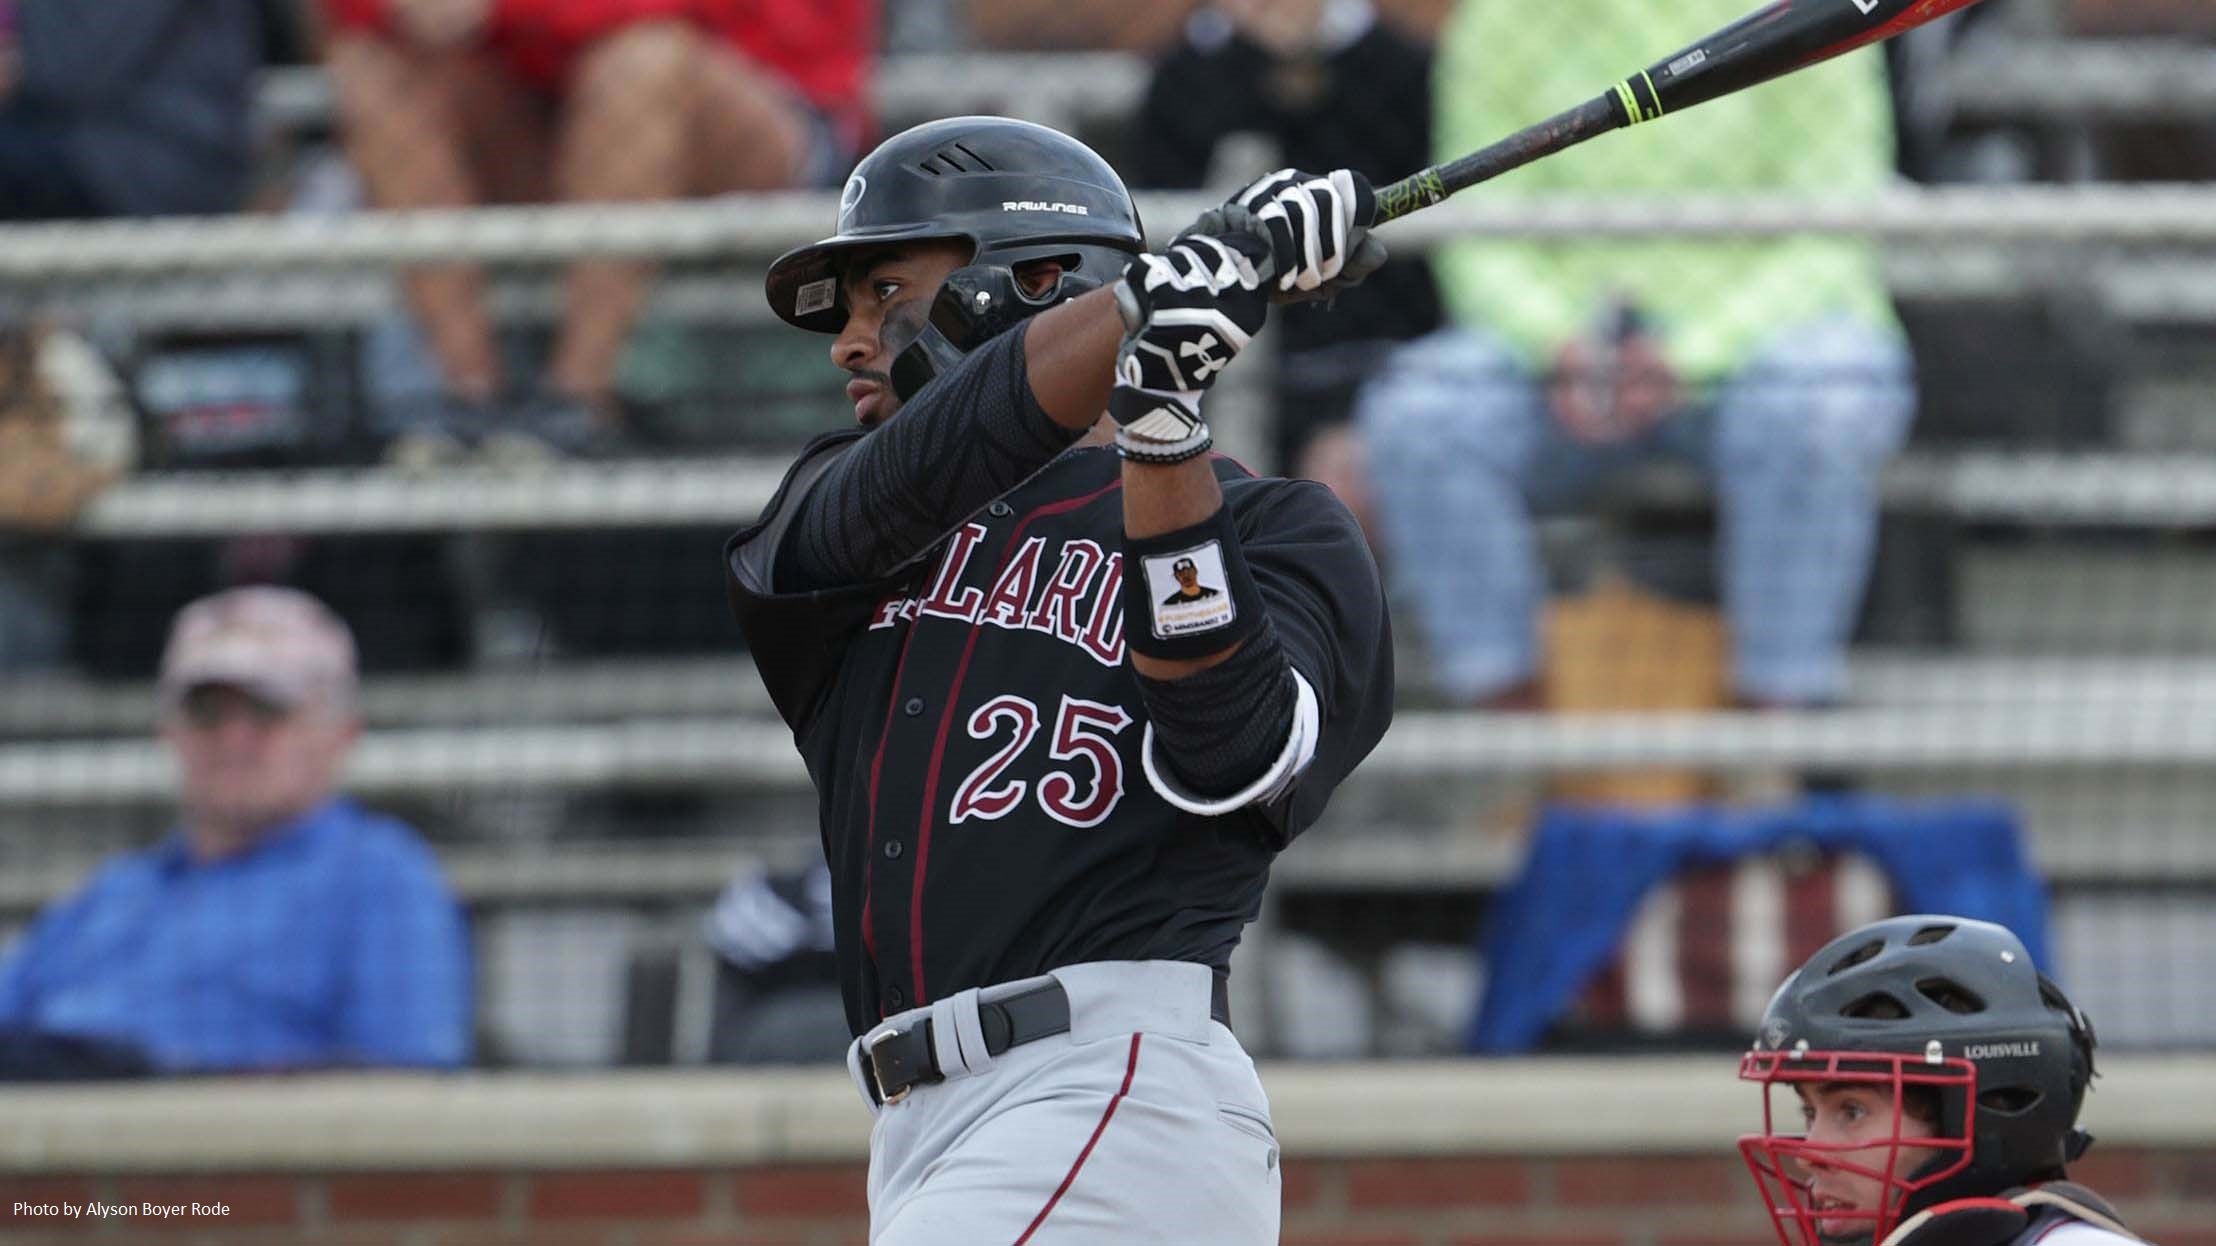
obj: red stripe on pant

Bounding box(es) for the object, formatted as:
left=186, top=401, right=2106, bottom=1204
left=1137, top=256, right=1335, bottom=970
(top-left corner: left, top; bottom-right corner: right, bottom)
left=1012, top=1033, right=1143, bottom=1245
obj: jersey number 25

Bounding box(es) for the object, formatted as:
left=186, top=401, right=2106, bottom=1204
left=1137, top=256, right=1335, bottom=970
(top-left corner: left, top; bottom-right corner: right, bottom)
left=949, top=694, right=1134, bottom=829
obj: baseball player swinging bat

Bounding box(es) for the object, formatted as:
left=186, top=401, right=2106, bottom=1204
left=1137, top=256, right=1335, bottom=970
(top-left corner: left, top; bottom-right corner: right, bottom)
left=1371, top=0, right=1991, bottom=224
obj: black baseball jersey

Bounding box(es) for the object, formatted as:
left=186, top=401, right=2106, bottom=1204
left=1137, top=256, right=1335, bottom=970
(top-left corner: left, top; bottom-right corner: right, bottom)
left=728, top=412, right=1392, bottom=1038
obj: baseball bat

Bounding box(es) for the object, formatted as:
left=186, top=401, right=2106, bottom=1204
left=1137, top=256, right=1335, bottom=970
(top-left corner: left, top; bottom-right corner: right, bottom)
left=1371, top=0, right=1988, bottom=224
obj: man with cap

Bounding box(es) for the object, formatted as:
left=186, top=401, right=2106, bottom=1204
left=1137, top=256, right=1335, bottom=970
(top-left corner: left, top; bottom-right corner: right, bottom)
left=0, top=586, right=471, bottom=1076
left=1160, top=556, right=1223, bottom=606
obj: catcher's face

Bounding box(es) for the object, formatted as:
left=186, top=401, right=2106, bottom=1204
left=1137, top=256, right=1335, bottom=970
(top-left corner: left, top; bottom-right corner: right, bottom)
left=1793, top=1082, right=1942, bottom=1246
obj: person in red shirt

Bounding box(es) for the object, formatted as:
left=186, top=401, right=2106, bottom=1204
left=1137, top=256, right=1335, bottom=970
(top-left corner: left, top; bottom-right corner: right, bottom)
left=321, top=0, right=873, bottom=451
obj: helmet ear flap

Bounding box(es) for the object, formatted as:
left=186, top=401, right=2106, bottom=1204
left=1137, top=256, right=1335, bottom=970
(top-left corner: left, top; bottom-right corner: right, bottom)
left=2036, top=973, right=2097, bottom=1087
left=888, top=262, right=1106, bottom=401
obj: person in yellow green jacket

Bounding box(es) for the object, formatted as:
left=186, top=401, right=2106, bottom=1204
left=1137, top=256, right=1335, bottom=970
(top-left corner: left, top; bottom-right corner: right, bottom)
left=1354, top=0, right=1914, bottom=710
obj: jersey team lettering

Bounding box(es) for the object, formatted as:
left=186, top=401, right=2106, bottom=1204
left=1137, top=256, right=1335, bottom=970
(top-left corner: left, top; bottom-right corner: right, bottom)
left=868, top=523, right=1127, bottom=666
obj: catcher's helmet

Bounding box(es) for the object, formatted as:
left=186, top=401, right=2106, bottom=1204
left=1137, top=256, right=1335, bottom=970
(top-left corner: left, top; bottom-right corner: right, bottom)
left=1738, top=916, right=2096, bottom=1246
left=766, top=117, right=1143, bottom=401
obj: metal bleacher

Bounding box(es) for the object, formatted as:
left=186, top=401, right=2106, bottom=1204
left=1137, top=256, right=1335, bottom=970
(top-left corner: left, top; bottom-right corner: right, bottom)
left=7, top=33, right=2216, bottom=1058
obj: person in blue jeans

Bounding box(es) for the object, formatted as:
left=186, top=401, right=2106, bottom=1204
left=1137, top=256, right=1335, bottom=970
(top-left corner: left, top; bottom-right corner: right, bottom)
left=0, top=587, right=472, bottom=1076
left=1356, top=0, right=1915, bottom=711
left=1361, top=318, right=1913, bottom=708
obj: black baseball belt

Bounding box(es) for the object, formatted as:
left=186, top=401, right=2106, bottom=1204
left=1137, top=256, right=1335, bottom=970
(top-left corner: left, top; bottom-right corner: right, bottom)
left=863, top=973, right=1231, bottom=1106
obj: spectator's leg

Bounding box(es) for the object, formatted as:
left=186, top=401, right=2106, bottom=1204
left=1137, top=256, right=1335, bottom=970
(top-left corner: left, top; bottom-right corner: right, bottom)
left=1355, top=329, right=1554, bottom=705
left=326, top=35, right=545, bottom=403
left=686, top=40, right=814, bottom=192
left=544, top=25, right=811, bottom=406
left=1709, top=318, right=1915, bottom=706
left=540, top=24, right=712, bottom=407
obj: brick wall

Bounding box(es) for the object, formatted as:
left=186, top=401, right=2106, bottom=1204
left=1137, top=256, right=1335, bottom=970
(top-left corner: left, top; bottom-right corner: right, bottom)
left=6, top=1149, right=2213, bottom=1246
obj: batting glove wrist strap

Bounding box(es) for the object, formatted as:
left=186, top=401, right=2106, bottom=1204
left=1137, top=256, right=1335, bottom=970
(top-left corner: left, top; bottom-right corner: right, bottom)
left=1123, top=504, right=1267, bottom=661
left=1109, top=386, right=1212, bottom=464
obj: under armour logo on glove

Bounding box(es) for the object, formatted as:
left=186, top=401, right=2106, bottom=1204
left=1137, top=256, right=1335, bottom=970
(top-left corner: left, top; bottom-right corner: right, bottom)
left=1109, top=231, right=1271, bottom=465
left=1179, top=335, right=1229, bottom=383
left=1216, top=168, right=1388, bottom=302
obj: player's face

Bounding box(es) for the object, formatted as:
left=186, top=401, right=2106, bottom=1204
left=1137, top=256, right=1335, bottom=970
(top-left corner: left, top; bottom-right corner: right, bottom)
left=1790, top=1083, right=1941, bottom=1246
left=831, top=241, right=974, bottom=428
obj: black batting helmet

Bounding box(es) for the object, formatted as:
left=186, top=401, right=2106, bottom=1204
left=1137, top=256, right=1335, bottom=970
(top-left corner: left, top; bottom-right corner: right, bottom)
left=764, top=115, right=1144, bottom=336
left=1738, top=915, right=2097, bottom=1246
left=766, top=112, right=1143, bottom=330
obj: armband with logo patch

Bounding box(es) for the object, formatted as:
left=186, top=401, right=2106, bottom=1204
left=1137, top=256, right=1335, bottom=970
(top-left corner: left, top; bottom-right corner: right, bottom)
left=1123, top=505, right=1266, bottom=661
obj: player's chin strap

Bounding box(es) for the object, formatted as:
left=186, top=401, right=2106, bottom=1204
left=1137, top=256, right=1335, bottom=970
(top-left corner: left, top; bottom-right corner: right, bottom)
left=1879, top=1180, right=2140, bottom=1246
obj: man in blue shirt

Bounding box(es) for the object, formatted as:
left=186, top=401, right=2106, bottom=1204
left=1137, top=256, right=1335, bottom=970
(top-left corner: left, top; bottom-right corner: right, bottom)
left=0, top=586, right=472, bottom=1074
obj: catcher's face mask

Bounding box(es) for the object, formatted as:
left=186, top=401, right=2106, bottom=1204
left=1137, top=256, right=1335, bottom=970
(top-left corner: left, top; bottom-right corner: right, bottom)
left=1737, top=1050, right=1977, bottom=1246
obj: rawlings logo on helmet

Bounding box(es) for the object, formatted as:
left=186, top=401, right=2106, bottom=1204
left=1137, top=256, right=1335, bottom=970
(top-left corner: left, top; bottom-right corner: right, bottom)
left=1003, top=201, right=1091, bottom=216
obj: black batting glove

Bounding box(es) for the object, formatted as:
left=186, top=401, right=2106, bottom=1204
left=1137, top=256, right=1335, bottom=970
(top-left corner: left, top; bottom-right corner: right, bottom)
left=1109, top=229, right=1271, bottom=464
left=1204, top=168, right=1387, bottom=303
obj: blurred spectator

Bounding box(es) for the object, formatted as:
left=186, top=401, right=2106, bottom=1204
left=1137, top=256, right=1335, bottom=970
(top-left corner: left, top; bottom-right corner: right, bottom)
left=1886, top=1, right=2020, bottom=184
left=0, top=327, right=133, bottom=672
left=0, top=0, right=258, bottom=663
left=0, top=0, right=263, bottom=220
left=1130, top=0, right=1441, bottom=495
left=1356, top=0, right=1914, bottom=711
left=702, top=862, right=845, bottom=1064
left=0, top=587, right=472, bottom=1076
left=320, top=0, right=875, bottom=455
left=963, top=0, right=1451, bottom=52
left=2068, top=0, right=2216, bottom=182
left=964, top=0, right=1193, bottom=52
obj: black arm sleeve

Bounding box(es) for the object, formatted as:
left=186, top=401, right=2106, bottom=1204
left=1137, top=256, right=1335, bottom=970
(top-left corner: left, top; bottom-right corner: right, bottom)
left=777, top=328, right=1084, bottom=593
left=1237, top=479, right=1395, bottom=845
left=1135, top=621, right=1298, bottom=798
left=1132, top=475, right=1394, bottom=847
